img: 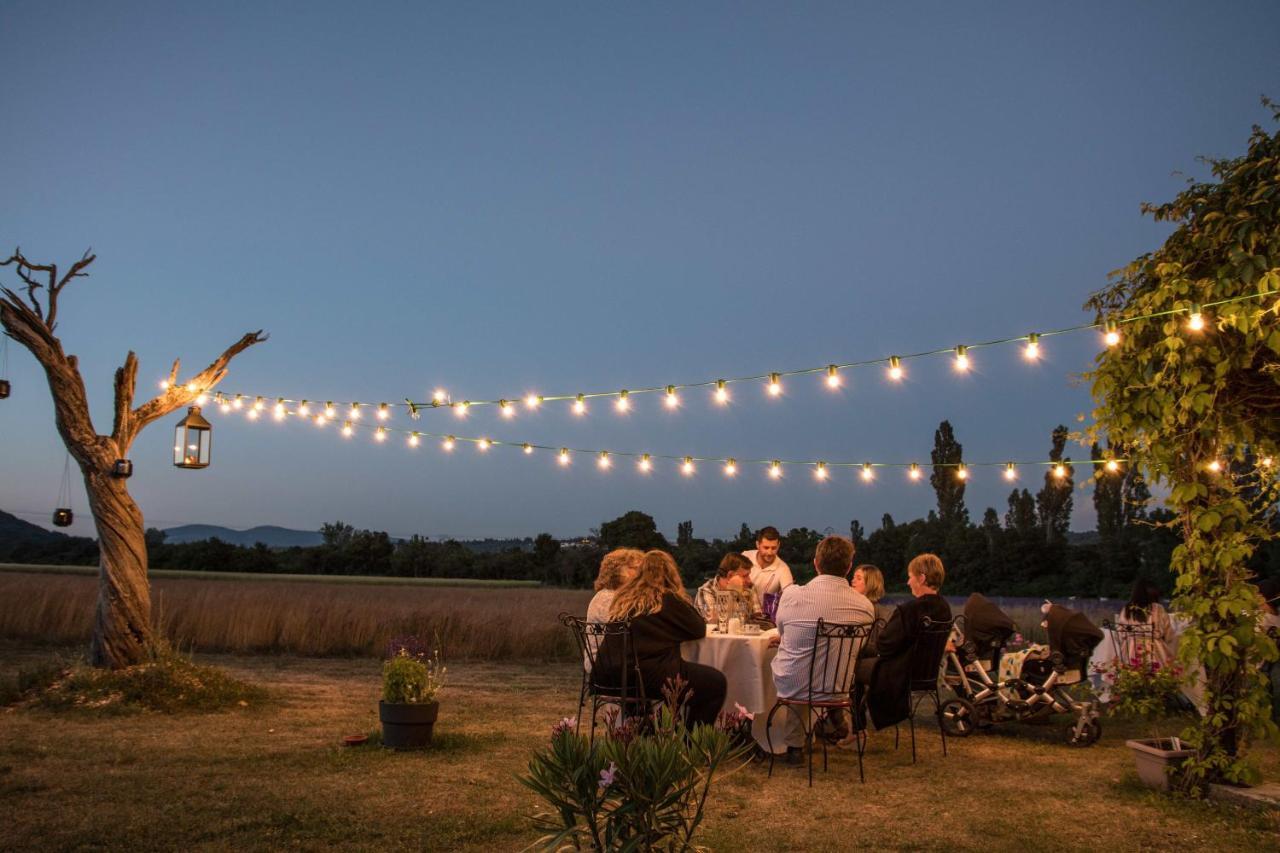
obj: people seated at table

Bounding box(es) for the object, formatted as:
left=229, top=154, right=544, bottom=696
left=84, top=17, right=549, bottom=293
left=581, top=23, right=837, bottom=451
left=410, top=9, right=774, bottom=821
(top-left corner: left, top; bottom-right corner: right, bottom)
left=768, top=535, right=874, bottom=760
left=851, top=563, right=893, bottom=656
left=694, top=553, right=758, bottom=621
left=598, top=550, right=727, bottom=727
left=744, top=526, right=793, bottom=611
left=857, top=553, right=952, bottom=732
left=1116, top=577, right=1175, bottom=664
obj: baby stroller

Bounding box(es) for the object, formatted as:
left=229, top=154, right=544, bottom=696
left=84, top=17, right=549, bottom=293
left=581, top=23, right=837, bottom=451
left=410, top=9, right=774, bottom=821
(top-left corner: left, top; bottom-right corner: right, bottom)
left=941, top=595, right=1104, bottom=747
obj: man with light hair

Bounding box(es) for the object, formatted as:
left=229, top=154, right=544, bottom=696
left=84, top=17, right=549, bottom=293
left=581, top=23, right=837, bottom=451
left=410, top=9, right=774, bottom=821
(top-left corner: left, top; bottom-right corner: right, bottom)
left=743, top=526, right=792, bottom=609
left=767, top=535, right=874, bottom=763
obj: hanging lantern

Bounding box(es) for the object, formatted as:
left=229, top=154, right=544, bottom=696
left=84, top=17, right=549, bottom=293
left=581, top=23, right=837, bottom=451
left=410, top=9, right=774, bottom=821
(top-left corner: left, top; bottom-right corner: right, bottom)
left=173, top=406, right=212, bottom=469
left=112, top=459, right=134, bottom=479
left=52, top=507, right=73, bottom=527
left=0, top=379, right=9, bottom=399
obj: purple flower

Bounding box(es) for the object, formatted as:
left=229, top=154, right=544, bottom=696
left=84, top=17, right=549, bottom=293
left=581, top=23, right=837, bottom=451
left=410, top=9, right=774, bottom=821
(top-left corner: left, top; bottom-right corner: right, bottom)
left=599, top=762, right=618, bottom=788
left=734, top=702, right=755, bottom=722
left=551, top=716, right=576, bottom=737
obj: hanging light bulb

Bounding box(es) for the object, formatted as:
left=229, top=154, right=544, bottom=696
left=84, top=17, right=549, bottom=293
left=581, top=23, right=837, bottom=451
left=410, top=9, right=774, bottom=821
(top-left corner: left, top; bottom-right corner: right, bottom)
left=432, top=389, right=448, bottom=404
left=861, top=462, right=874, bottom=482
left=323, top=401, right=336, bottom=419
left=954, top=345, right=970, bottom=372
left=160, top=379, right=171, bottom=390
left=638, top=453, right=652, bottom=472
left=558, top=447, right=571, bottom=465
left=374, top=426, right=387, bottom=442
left=186, top=383, right=198, bottom=393
left=442, top=435, right=455, bottom=451
left=956, top=464, right=969, bottom=481
left=500, top=400, right=515, bottom=418
left=342, top=420, right=354, bottom=437
left=1053, top=463, right=1067, bottom=479
left=377, top=403, right=390, bottom=421
left=826, top=364, right=841, bottom=389
left=1206, top=459, right=1222, bottom=474
left=522, top=442, right=533, bottom=454
left=219, top=398, right=232, bottom=414
left=408, top=432, right=420, bottom=448
left=196, top=393, right=209, bottom=406
left=888, top=356, right=904, bottom=381
left=1024, top=333, right=1041, bottom=360
left=524, top=393, right=541, bottom=409
left=1104, top=319, right=1120, bottom=347
left=573, top=394, right=587, bottom=415
left=1105, top=459, right=1121, bottom=473
left=1259, top=456, right=1273, bottom=468
left=1187, top=304, right=1205, bottom=332
left=682, top=456, right=695, bottom=476
left=616, top=390, right=630, bottom=412
left=1005, top=462, right=1018, bottom=481
left=724, top=458, right=737, bottom=477
left=313, top=413, right=326, bottom=427
left=478, top=438, right=491, bottom=451
left=273, top=399, right=286, bottom=420
left=814, top=461, right=828, bottom=480
left=767, top=373, right=782, bottom=396
left=349, top=403, right=362, bottom=420
left=455, top=401, right=470, bottom=418
left=664, top=385, right=679, bottom=409
left=769, top=460, right=782, bottom=479
left=714, top=379, right=729, bottom=404
left=232, top=394, right=244, bottom=410
left=298, top=400, right=311, bottom=417
left=908, top=462, right=921, bottom=481
left=598, top=451, right=611, bottom=469
left=252, top=396, right=265, bottom=412
left=246, top=408, right=260, bottom=421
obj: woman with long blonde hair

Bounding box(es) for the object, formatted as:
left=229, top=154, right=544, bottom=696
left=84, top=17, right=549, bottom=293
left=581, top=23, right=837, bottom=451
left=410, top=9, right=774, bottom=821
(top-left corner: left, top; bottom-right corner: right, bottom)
left=600, top=550, right=726, bottom=726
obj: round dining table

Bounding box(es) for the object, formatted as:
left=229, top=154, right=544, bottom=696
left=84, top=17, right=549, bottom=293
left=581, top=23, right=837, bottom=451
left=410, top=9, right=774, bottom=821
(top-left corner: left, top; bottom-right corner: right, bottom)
left=683, top=626, right=781, bottom=751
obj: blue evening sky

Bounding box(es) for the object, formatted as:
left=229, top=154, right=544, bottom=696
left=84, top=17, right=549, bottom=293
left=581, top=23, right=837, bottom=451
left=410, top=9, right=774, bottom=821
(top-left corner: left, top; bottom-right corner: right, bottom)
left=2, top=2, right=1278, bottom=540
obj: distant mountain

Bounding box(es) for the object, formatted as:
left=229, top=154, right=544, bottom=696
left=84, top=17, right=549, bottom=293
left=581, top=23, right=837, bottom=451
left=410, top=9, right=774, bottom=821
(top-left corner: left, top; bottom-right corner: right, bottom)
left=0, top=508, right=71, bottom=543
left=161, top=524, right=324, bottom=548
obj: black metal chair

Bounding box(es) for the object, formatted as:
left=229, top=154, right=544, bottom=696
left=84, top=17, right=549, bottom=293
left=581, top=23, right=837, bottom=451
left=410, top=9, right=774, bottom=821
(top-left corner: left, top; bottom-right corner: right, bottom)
left=1101, top=617, right=1158, bottom=665
left=895, top=615, right=956, bottom=764
left=766, top=618, right=874, bottom=786
left=559, top=612, right=652, bottom=743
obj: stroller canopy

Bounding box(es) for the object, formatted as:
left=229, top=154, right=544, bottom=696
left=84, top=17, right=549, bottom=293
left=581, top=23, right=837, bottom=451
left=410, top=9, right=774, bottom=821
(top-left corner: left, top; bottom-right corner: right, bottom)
left=1045, top=604, right=1104, bottom=667
left=962, top=593, right=1016, bottom=652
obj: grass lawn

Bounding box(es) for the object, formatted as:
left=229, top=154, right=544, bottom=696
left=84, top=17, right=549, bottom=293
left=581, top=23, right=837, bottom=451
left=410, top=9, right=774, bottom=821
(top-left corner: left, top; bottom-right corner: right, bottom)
left=1, top=644, right=1276, bottom=851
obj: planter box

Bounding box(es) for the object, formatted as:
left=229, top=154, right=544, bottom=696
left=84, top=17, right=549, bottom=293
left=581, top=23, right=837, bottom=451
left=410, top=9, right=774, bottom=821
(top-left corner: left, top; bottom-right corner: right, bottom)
left=379, top=700, right=439, bottom=750
left=1126, top=738, right=1195, bottom=791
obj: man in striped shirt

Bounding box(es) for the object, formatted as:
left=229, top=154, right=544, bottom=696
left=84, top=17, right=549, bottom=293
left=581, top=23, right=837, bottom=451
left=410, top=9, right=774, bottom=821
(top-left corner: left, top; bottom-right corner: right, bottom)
left=767, top=535, right=874, bottom=761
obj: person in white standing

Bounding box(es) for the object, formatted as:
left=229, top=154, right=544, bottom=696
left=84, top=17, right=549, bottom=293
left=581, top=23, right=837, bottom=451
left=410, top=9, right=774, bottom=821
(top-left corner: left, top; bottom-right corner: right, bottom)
left=766, top=535, right=874, bottom=763
left=743, top=526, right=792, bottom=610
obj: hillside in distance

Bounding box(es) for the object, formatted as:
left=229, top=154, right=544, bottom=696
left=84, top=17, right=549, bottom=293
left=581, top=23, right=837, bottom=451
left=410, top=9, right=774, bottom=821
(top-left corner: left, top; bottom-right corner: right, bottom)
left=161, top=524, right=325, bottom=548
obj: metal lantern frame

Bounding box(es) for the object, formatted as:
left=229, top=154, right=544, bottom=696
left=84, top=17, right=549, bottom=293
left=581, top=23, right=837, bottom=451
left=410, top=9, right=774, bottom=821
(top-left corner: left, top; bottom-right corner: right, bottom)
left=174, top=406, right=212, bottom=469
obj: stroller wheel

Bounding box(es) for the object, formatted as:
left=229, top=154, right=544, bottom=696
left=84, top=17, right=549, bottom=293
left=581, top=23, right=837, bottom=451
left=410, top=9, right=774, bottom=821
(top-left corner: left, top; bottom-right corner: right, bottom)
left=1064, top=717, right=1101, bottom=748
left=939, top=698, right=976, bottom=737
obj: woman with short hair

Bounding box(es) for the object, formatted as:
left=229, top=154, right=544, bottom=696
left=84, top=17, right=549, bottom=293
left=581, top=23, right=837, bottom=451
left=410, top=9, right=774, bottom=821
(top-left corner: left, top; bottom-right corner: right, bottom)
left=587, top=548, right=645, bottom=624
left=852, top=563, right=894, bottom=655
left=599, top=550, right=727, bottom=727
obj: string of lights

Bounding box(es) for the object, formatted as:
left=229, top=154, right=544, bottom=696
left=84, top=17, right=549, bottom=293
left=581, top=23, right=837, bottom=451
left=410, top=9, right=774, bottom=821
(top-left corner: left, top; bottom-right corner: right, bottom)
left=198, top=289, right=1278, bottom=421
left=217, top=402, right=1185, bottom=483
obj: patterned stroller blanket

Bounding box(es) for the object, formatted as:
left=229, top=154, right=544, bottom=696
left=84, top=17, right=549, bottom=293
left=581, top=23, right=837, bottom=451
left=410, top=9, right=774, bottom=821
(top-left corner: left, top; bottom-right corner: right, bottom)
left=998, top=644, right=1049, bottom=682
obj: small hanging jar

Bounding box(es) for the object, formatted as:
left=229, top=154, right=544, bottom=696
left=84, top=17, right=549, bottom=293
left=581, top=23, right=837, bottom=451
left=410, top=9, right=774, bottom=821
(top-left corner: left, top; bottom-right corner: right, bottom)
left=52, top=455, right=74, bottom=527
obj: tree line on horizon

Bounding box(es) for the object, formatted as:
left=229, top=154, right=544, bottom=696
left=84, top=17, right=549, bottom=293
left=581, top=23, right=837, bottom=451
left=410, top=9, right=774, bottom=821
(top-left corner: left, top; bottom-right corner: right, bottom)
left=10, top=420, right=1276, bottom=596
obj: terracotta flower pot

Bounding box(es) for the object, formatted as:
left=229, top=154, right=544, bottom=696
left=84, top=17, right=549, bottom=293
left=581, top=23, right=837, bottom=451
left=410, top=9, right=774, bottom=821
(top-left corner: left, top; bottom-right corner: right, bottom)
left=379, top=700, right=439, bottom=750
left=1126, top=738, right=1195, bottom=791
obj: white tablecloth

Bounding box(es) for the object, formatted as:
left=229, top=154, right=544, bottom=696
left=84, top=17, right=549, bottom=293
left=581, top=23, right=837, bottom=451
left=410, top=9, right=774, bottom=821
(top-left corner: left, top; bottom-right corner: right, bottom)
left=683, top=628, right=779, bottom=749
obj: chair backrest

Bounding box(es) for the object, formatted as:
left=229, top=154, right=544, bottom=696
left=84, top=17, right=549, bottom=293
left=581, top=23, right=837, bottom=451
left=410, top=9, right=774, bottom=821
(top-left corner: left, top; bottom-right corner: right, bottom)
left=804, top=619, right=874, bottom=701
left=1102, top=617, right=1157, bottom=664
left=907, top=616, right=956, bottom=692
left=564, top=615, right=643, bottom=695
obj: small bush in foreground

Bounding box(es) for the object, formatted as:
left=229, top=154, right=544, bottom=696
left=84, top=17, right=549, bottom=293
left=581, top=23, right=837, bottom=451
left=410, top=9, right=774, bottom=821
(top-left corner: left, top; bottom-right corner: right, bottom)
left=23, top=645, right=268, bottom=714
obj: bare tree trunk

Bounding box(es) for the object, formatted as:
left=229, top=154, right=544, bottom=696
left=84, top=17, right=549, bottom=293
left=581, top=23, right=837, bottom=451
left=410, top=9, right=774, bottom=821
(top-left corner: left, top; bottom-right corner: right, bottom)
left=2, top=248, right=265, bottom=669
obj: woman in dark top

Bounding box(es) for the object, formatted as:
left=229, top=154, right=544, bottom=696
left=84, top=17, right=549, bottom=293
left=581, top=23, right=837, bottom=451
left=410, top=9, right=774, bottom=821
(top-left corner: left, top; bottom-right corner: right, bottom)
left=600, top=550, right=727, bottom=727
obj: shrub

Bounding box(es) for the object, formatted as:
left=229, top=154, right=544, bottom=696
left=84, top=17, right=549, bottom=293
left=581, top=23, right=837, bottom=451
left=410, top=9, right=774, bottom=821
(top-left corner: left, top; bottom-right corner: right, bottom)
left=382, top=647, right=446, bottom=704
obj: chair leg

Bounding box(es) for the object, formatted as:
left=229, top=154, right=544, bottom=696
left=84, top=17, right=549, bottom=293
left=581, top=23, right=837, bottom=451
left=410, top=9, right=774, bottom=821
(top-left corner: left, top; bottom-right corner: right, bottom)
left=855, top=728, right=866, bottom=784
left=894, top=724, right=899, bottom=750
left=802, top=709, right=815, bottom=788
left=909, top=710, right=917, bottom=764
left=934, top=690, right=947, bottom=758
left=765, top=702, right=783, bottom=779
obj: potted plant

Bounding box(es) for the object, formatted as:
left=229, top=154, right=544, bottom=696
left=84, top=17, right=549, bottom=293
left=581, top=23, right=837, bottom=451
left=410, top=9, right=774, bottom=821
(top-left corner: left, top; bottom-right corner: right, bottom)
left=1098, top=656, right=1193, bottom=791
left=379, top=638, right=446, bottom=751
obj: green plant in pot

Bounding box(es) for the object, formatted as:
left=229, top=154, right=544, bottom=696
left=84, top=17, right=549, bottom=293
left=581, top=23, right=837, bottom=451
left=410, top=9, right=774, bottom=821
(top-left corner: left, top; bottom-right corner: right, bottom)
left=380, top=639, right=446, bottom=751
left=1099, top=655, right=1193, bottom=791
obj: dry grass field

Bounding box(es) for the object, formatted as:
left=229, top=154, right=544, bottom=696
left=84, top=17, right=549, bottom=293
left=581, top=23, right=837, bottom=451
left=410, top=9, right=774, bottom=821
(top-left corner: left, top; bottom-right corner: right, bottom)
left=1, top=644, right=1277, bottom=851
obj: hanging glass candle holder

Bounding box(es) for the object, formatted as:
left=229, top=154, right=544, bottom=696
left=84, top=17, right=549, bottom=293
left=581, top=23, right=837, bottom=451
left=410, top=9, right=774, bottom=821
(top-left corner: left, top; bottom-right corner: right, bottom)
left=112, top=459, right=134, bottom=478
left=52, top=508, right=73, bottom=527
left=173, top=406, right=212, bottom=469
left=0, top=379, right=9, bottom=399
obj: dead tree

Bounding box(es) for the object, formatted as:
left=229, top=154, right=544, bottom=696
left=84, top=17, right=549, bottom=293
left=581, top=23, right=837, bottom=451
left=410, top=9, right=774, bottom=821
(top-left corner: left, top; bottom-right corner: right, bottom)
left=0, top=248, right=265, bottom=668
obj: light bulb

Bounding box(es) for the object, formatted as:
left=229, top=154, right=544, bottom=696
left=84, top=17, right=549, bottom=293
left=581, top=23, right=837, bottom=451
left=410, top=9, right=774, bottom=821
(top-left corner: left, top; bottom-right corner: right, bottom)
left=1188, top=305, right=1205, bottom=332
left=598, top=451, right=611, bottom=469
left=908, top=463, right=921, bottom=481
left=323, top=402, right=335, bottom=419
left=1105, top=459, right=1120, bottom=473
left=861, top=463, right=874, bottom=482
left=442, top=436, right=455, bottom=451
left=349, top=403, right=361, bottom=420
left=298, top=401, right=311, bottom=417
left=682, top=456, right=695, bottom=476
left=455, top=401, right=470, bottom=417
left=826, top=365, right=840, bottom=388
left=724, top=458, right=737, bottom=477
left=888, top=356, right=904, bottom=381
left=313, top=414, right=326, bottom=427
left=1206, top=459, right=1222, bottom=473
left=769, top=461, right=782, bottom=479
left=665, top=386, right=679, bottom=408
left=233, top=395, right=244, bottom=410
left=160, top=380, right=170, bottom=390
left=768, top=373, right=782, bottom=396
left=558, top=448, right=570, bottom=466
left=1005, top=462, right=1017, bottom=481
left=1024, top=333, right=1040, bottom=360
left=1260, top=456, right=1274, bottom=468
left=273, top=405, right=286, bottom=421
left=478, top=438, right=491, bottom=451
left=500, top=400, right=515, bottom=418
left=814, top=462, right=828, bottom=480
left=1053, top=464, right=1067, bottom=479
left=377, top=403, right=390, bottom=421
left=573, top=394, right=587, bottom=415
left=714, top=380, right=729, bottom=404
left=186, top=383, right=198, bottom=393
left=954, top=345, right=970, bottom=372
left=522, top=442, right=533, bottom=455
left=374, top=427, right=387, bottom=442
left=638, top=453, right=652, bottom=472
left=1104, top=320, right=1120, bottom=347
left=524, top=394, right=541, bottom=409
left=196, top=393, right=209, bottom=406
left=408, top=433, right=420, bottom=447
left=956, top=465, right=968, bottom=481
left=253, top=396, right=265, bottom=411
left=342, top=421, right=353, bottom=437
left=247, top=409, right=259, bottom=421
left=219, top=401, right=232, bottom=414
left=616, top=390, right=630, bottom=412
left=432, top=389, right=447, bottom=404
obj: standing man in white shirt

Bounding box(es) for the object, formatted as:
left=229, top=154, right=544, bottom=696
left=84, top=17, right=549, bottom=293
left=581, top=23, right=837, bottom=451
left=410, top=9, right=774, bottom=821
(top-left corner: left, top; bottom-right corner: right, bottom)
left=743, top=526, right=793, bottom=610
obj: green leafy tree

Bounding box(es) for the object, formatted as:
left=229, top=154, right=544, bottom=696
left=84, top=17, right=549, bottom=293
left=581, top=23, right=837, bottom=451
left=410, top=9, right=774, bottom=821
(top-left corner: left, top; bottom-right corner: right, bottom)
left=1085, top=102, right=1280, bottom=790
left=598, top=511, right=669, bottom=552
left=1035, top=425, right=1074, bottom=545
left=930, top=420, right=969, bottom=527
